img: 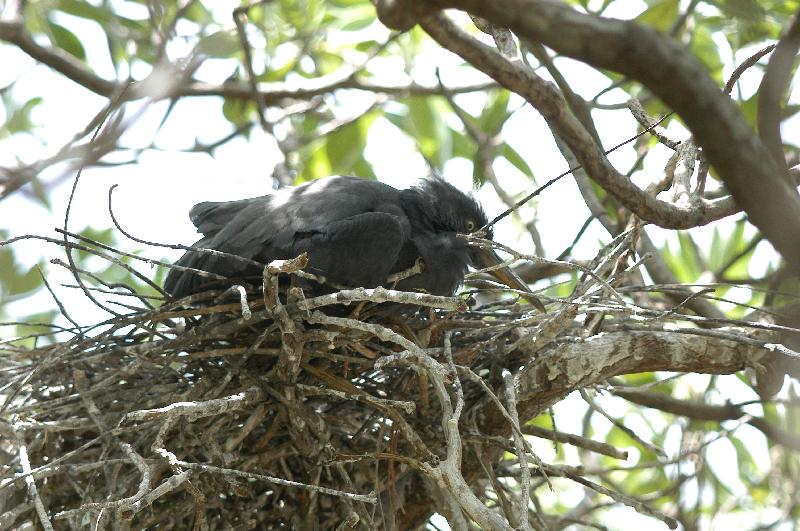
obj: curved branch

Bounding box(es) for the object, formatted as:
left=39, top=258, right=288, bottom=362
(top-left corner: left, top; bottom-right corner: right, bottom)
left=429, top=0, right=800, bottom=271
left=372, top=0, right=437, bottom=31
left=0, top=20, right=494, bottom=103
left=419, top=14, right=740, bottom=231
left=613, top=387, right=800, bottom=452
left=512, top=330, right=769, bottom=420
left=0, top=20, right=115, bottom=95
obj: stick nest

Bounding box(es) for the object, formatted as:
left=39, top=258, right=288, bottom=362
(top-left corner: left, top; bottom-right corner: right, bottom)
left=1, top=251, right=549, bottom=530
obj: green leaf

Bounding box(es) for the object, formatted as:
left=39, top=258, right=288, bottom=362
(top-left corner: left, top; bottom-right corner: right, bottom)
left=677, top=231, right=703, bottom=281
left=12, top=309, right=58, bottom=346
left=259, top=57, right=298, bottom=82
left=354, top=39, right=380, bottom=52
left=661, top=232, right=702, bottom=283
left=183, top=2, right=214, bottom=24
left=690, top=26, right=724, bottom=82
left=339, top=15, right=374, bottom=32
left=501, top=143, right=533, bottom=178
left=784, top=104, right=800, bottom=120
left=715, top=0, right=783, bottom=48
left=299, top=139, right=332, bottom=182
left=327, top=0, right=369, bottom=6
left=28, top=173, right=51, bottom=209
left=222, top=98, right=256, bottom=126
left=774, top=275, right=800, bottom=306
left=636, top=0, right=679, bottom=32
left=57, top=0, right=112, bottom=23
left=81, top=226, right=115, bottom=246
left=1, top=96, right=43, bottom=137
left=324, top=111, right=378, bottom=176
left=718, top=0, right=765, bottom=22
left=74, top=227, right=115, bottom=263
left=314, top=50, right=345, bottom=75
left=450, top=130, right=473, bottom=160
left=9, top=267, right=43, bottom=296
left=0, top=247, right=43, bottom=297
left=385, top=96, right=451, bottom=167
left=197, top=31, right=241, bottom=58
left=472, top=159, right=485, bottom=185
left=729, top=434, right=757, bottom=482
left=722, top=221, right=746, bottom=262
left=708, top=227, right=724, bottom=272
left=621, top=372, right=658, bottom=386
left=480, top=90, right=510, bottom=135
left=48, top=21, right=87, bottom=61
left=718, top=221, right=751, bottom=279
left=409, top=97, right=451, bottom=165
left=551, top=271, right=577, bottom=298
left=279, top=0, right=326, bottom=32
left=738, top=93, right=759, bottom=128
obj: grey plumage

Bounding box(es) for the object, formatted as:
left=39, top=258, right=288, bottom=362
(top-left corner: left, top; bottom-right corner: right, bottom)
left=164, top=175, right=543, bottom=311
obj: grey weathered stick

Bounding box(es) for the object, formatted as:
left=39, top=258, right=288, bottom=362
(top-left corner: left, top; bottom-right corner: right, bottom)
left=122, top=388, right=262, bottom=423
left=16, top=432, right=55, bottom=531
left=503, top=369, right=532, bottom=531
left=173, top=461, right=377, bottom=503
left=297, top=286, right=467, bottom=312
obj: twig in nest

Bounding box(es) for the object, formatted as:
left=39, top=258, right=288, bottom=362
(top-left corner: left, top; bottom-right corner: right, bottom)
left=16, top=431, right=55, bottom=531
left=173, top=461, right=378, bottom=503
left=298, top=286, right=467, bottom=312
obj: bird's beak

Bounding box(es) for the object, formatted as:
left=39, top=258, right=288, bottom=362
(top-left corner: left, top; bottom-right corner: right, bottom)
left=474, top=248, right=546, bottom=312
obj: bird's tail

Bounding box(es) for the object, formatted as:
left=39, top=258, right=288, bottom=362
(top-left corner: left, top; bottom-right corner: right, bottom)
left=163, top=243, right=213, bottom=299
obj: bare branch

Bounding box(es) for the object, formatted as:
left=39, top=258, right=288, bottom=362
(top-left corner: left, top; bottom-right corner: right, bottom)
left=15, top=431, right=55, bottom=531
left=430, top=0, right=800, bottom=271
left=0, top=20, right=494, bottom=102
left=420, top=13, right=741, bottom=231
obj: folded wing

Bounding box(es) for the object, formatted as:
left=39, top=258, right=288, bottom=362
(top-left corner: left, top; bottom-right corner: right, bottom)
left=164, top=177, right=411, bottom=298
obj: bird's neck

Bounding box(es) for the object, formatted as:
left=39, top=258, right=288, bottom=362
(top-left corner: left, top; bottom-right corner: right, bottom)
left=399, top=188, right=435, bottom=232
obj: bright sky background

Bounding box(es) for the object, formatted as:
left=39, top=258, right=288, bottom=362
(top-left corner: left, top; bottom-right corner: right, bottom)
left=1, top=1, right=798, bottom=528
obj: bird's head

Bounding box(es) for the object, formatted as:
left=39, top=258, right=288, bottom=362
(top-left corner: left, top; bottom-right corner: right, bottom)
left=404, top=178, right=545, bottom=311
left=407, top=177, right=490, bottom=237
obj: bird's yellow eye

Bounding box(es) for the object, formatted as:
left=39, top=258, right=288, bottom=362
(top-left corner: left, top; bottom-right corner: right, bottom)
left=466, top=220, right=476, bottom=232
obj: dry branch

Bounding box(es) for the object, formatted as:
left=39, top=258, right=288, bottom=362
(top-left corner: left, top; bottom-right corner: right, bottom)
left=422, top=0, right=800, bottom=271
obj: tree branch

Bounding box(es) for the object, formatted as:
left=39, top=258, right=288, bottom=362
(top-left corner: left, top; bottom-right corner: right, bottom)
left=0, top=20, right=116, bottom=95
left=613, top=387, right=800, bottom=452
left=512, top=329, right=772, bottom=423
left=419, top=13, right=741, bottom=231
left=426, top=0, right=800, bottom=272
left=399, top=328, right=780, bottom=528
left=0, top=20, right=494, bottom=103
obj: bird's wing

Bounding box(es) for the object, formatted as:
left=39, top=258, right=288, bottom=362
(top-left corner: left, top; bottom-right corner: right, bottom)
left=204, top=177, right=408, bottom=259
left=165, top=177, right=411, bottom=297
left=293, top=211, right=409, bottom=287
left=188, top=197, right=260, bottom=237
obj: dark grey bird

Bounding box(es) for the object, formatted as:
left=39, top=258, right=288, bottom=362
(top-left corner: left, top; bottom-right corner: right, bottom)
left=164, top=176, right=544, bottom=310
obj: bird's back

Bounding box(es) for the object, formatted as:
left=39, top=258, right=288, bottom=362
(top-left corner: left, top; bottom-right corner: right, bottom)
left=163, top=177, right=408, bottom=297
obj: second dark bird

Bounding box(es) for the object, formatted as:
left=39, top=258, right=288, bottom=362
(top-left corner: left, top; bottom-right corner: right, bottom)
left=164, top=176, right=544, bottom=311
